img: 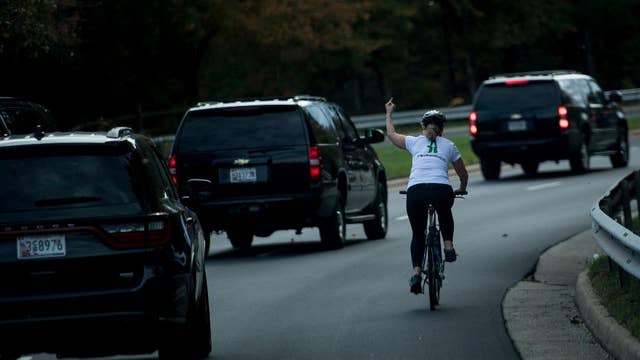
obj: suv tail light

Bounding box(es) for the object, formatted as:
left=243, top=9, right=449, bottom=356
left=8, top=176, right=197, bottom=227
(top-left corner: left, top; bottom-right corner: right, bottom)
left=168, top=155, right=178, bottom=184
left=558, top=106, right=569, bottom=130
left=102, top=213, right=170, bottom=249
left=469, top=111, right=478, bottom=136
left=309, top=146, right=321, bottom=182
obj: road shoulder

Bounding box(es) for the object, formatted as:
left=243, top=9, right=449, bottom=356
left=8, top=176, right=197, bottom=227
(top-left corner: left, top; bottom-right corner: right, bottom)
left=502, top=230, right=612, bottom=359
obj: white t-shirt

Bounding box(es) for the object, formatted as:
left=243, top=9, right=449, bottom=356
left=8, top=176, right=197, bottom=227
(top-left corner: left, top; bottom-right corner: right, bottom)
left=405, top=135, right=461, bottom=188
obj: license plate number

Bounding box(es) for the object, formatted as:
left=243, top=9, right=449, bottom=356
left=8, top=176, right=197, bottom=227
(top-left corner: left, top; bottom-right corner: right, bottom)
left=508, top=120, right=527, bottom=131
left=17, top=234, right=66, bottom=259
left=230, top=167, right=257, bottom=183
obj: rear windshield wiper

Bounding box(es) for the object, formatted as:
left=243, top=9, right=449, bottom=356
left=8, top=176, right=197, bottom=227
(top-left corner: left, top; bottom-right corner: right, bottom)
left=34, top=196, right=102, bottom=207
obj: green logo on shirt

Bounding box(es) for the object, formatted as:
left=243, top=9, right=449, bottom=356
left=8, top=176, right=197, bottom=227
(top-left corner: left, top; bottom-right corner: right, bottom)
left=428, top=141, right=438, bottom=154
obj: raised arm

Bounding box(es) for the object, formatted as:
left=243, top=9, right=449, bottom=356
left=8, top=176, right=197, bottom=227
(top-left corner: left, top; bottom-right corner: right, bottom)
left=385, top=98, right=406, bottom=150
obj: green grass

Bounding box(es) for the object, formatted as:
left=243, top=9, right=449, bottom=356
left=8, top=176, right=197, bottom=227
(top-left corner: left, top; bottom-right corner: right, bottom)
left=375, top=134, right=478, bottom=180
left=589, top=256, right=640, bottom=338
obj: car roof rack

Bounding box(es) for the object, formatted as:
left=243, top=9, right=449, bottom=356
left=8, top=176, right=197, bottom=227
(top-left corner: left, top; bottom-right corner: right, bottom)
left=293, top=95, right=326, bottom=102
left=489, top=70, right=580, bottom=79
left=107, top=126, right=134, bottom=138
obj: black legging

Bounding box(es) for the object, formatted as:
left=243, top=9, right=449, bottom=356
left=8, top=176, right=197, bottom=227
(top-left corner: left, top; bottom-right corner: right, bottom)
left=406, top=183, right=454, bottom=268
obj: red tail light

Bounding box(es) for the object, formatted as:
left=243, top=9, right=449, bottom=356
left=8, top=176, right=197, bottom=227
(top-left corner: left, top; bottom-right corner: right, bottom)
left=469, top=111, right=478, bottom=136
left=102, top=213, right=170, bottom=249
left=558, top=106, right=568, bottom=117
left=309, top=146, right=321, bottom=182
left=558, top=106, right=569, bottom=129
left=505, top=79, right=529, bottom=86
left=168, top=155, right=177, bottom=184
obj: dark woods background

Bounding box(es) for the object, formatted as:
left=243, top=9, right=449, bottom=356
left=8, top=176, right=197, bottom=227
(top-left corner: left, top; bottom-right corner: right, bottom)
left=1, top=0, right=639, bottom=134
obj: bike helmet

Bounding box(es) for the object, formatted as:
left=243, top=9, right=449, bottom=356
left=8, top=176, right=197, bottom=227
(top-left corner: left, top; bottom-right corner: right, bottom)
left=420, top=110, right=446, bottom=129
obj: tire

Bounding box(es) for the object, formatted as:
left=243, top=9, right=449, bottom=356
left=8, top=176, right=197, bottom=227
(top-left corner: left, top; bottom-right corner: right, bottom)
left=227, top=228, right=253, bottom=250
left=569, top=134, right=590, bottom=174
left=521, top=161, right=539, bottom=177
left=426, top=229, right=439, bottom=311
left=159, top=273, right=212, bottom=360
left=319, top=195, right=346, bottom=249
left=480, top=158, right=501, bottom=180
left=610, top=127, right=629, bottom=168
left=363, top=183, right=388, bottom=240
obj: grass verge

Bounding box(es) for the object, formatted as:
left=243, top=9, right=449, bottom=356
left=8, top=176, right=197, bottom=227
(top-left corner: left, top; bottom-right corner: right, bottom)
left=589, top=256, right=640, bottom=338
left=376, top=116, right=640, bottom=180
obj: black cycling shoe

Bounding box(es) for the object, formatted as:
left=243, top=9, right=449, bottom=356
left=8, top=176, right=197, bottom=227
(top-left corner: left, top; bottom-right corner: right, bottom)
left=409, top=274, right=422, bottom=294
left=444, top=248, right=457, bottom=262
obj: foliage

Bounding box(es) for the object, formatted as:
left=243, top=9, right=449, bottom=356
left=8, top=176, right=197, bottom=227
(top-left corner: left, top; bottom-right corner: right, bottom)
left=1, top=0, right=639, bottom=131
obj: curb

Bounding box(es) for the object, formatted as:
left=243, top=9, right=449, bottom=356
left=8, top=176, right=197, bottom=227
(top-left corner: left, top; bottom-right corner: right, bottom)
left=576, top=270, right=640, bottom=360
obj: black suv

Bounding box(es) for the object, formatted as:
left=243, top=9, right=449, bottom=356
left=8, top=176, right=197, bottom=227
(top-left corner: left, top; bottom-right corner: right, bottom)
left=0, top=97, right=55, bottom=136
left=469, top=70, right=628, bottom=179
left=0, top=127, right=211, bottom=359
left=169, top=95, right=388, bottom=250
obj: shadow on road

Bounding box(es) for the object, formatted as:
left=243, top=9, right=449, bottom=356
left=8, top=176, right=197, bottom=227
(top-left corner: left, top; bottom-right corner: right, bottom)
left=209, top=237, right=374, bottom=260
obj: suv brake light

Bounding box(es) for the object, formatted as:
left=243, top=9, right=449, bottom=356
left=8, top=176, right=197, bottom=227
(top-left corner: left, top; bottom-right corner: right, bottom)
left=505, top=79, right=529, bottom=85
left=309, top=146, right=321, bottom=182
left=469, top=111, right=478, bottom=136
left=168, top=155, right=177, bottom=184
left=102, top=213, right=170, bottom=249
left=558, top=106, right=569, bottom=129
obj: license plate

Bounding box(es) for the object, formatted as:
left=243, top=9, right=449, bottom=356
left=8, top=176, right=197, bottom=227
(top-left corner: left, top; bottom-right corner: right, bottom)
left=230, top=167, right=257, bottom=183
left=508, top=120, right=527, bottom=131
left=17, top=234, right=66, bottom=259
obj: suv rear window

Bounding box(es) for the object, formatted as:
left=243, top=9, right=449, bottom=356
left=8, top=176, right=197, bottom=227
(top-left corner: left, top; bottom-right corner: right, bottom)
left=177, top=106, right=307, bottom=152
left=0, top=151, right=144, bottom=214
left=475, top=81, right=560, bottom=111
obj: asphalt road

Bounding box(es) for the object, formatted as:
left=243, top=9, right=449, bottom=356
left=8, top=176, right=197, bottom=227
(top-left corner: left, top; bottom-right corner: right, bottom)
left=27, top=139, right=640, bottom=360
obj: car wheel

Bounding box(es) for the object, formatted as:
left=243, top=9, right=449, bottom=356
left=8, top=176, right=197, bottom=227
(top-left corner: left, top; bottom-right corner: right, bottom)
left=159, top=273, right=212, bottom=360
left=363, top=182, right=387, bottom=240
left=521, top=161, right=539, bottom=177
left=480, top=158, right=501, bottom=180
left=319, top=195, right=346, bottom=249
left=570, top=134, right=590, bottom=174
left=610, top=127, right=629, bottom=168
left=227, top=228, right=253, bottom=250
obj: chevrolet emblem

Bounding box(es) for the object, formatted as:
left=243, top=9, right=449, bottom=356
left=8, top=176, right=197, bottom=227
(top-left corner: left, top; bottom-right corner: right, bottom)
left=233, top=159, right=250, bottom=165
left=510, top=113, right=523, bottom=120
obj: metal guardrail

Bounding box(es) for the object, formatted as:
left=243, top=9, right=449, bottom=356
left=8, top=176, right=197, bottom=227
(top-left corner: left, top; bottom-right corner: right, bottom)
left=351, top=88, right=640, bottom=130
left=591, top=170, right=640, bottom=282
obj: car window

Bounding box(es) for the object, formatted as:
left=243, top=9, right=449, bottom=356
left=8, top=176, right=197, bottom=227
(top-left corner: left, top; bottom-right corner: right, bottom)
left=334, top=106, right=359, bottom=139
left=557, top=79, right=587, bottom=106
left=474, top=81, right=561, bottom=111
left=177, top=106, right=307, bottom=152
left=320, top=105, right=347, bottom=140
left=305, top=105, right=339, bottom=143
left=139, top=140, right=178, bottom=201
left=587, top=80, right=606, bottom=104
left=0, top=150, right=145, bottom=214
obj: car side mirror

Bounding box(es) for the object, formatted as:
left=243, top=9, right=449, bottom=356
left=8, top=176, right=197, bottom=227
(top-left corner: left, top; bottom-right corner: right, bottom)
left=183, top=178, right=212, bottom=205
left=607, top=90, right=623, bottom=103
left=362, top=128, right=385, bottom=144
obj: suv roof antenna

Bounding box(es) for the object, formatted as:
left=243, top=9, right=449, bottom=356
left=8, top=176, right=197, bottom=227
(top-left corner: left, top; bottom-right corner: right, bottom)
left=34, top=125, right=45, bottom=141
left=107, top=127, right=134, bottom=138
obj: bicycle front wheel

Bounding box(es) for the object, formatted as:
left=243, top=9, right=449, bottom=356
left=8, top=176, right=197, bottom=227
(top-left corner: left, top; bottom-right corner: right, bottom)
left=426, top=238, right=439, bottom=311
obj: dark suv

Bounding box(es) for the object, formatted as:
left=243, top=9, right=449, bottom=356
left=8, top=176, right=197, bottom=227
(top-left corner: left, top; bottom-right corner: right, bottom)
left=0, top=127, right=211, bottom=359
left=169, top=95, right=388, bottom=250
left=469, top=70, right=628, bottom=180
left=0, top=97, right=55, bottom=136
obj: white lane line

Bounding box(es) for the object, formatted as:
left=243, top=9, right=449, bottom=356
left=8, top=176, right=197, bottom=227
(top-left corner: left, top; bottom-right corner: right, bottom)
left=396, top=215, right=409, bottom=221
left=526, top=181, right=562, bottom=191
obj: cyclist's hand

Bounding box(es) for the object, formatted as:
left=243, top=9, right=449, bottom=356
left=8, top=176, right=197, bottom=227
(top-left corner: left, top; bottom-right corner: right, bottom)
left=454, top=188, right=467, bottom=196
left=385, top=98, right=395, bottom=115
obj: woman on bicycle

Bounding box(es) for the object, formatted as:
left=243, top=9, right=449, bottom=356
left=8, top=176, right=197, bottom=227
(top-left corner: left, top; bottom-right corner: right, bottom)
left=384, top=98, right=468, bottom=294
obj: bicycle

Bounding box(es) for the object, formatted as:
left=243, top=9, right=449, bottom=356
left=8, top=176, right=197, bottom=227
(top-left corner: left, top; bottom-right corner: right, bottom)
left=400, top=189, right=467, bottom=311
